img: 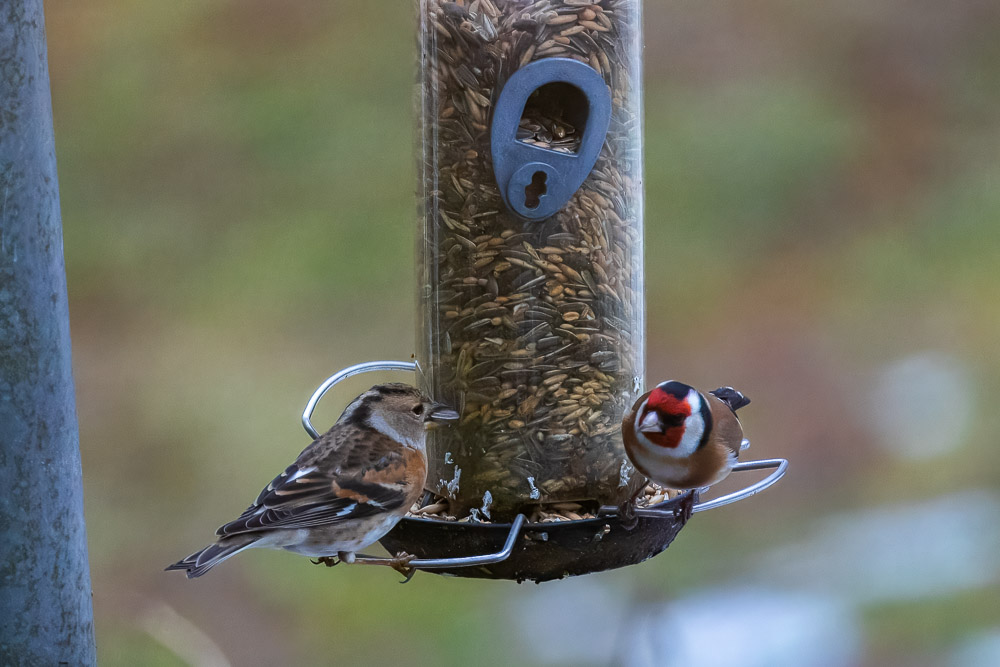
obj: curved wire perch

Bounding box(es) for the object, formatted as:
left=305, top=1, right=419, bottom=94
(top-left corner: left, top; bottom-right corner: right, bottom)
left=303, top=362, right=788, bottom=573
left=604, top=458, right=789, bottom=519
left=399, top=514, right=526, bottom=570
left=690, top=458, right=789, bottom=513
left=304, top=362, right=788, bottom=514
left=303, top=362, right=529, bottom=572
left=301, top=360, right=418, bottom=439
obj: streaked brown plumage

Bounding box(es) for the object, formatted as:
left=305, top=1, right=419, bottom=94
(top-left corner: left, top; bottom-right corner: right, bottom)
left=166, top=383, right=458, bottom=578
left=622, top=381, right=749, bottom=489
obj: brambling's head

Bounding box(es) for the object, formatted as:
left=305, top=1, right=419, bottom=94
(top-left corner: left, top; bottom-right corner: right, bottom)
left=340, top=383, right=458, bottom=450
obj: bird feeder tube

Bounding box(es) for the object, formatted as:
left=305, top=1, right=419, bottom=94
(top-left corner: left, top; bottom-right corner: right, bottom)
left=416, top=0, right=646, bottom=522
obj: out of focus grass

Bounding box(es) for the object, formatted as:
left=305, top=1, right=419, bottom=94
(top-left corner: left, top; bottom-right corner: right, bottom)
left=44, top=0, right=1000, bottom=664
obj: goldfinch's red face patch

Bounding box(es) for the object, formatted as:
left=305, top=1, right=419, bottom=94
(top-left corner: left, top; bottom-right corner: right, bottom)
left=634, top=381, right=711, bottom=457
left=638, top=385, right=691, bottom=448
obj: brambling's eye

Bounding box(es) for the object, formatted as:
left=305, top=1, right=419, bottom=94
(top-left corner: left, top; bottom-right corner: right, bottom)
left=412, top=404, right=424, bottom=416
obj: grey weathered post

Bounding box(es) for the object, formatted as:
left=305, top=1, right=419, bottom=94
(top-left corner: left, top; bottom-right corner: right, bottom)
left=1, top=0, right=97, bottom=664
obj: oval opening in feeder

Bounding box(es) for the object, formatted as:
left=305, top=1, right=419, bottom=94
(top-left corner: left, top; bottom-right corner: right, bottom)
left=489, top=56, right=612, bottom=221
left=517, top=82, right=590, bottom=155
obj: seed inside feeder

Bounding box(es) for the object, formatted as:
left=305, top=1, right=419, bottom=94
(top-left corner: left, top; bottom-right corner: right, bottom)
left=408, top=481, right=681, bottom=525
left=417, top=0, right=644, bottom=520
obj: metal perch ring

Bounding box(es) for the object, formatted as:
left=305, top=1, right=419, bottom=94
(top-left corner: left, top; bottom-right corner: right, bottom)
left=301, top=361, right=789, bottom=581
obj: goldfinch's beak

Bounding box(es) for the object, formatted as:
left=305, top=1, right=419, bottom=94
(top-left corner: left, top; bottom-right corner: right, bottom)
left=425, top=403, right=460, bottom=429
left=638, top=410, right=666, bottom=434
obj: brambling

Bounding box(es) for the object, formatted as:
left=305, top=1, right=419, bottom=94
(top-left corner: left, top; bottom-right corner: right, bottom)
left=167, top=383, right=459, bottom=578
left=623, top=381, right=750, bottom=489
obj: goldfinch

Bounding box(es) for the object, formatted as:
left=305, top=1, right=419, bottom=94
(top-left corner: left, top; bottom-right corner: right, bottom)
left=622, top=381, right=750, bottom=489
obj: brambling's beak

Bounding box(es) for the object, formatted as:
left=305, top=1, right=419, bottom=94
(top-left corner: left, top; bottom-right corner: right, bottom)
left=425, top=403, right=460, bottom=429
left=638, top=410, right=666, bottom=434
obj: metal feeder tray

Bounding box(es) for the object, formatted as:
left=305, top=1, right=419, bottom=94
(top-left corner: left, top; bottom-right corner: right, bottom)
left=302, top=361, right=788, bottom=583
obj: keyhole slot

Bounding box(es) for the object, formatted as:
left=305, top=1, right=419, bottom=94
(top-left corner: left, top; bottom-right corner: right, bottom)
left=524, top=171, right=548, bottom=209
left=518, top=82, right=589, bottom=154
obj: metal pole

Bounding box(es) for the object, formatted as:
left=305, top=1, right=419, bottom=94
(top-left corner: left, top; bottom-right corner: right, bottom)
left=1, top=0, right=97, bottom=663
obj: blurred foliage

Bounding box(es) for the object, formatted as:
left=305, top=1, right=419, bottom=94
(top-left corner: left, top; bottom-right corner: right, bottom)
left=43, top=0, right=1000, bottom=665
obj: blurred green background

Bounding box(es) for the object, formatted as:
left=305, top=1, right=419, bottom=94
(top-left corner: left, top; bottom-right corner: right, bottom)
left=44, top=0, right=1000, bottom=665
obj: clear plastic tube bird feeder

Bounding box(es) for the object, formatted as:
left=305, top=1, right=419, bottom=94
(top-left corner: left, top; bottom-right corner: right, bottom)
left=300, top=0, right=787, bottom=582
left=416, top=0, right=645, bottom=520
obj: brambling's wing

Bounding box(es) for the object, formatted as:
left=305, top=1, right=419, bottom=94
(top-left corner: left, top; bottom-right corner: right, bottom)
left=215, top=430, right=415, bottom=537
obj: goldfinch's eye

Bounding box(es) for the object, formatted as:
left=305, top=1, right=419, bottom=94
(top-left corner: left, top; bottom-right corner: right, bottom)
left=412, top=405, right=424, bottom=416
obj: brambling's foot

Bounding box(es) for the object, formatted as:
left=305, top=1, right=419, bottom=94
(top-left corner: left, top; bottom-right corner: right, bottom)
left=390, top=551, right=417, bottom=583
left=311, top=556, right=340, bottom=567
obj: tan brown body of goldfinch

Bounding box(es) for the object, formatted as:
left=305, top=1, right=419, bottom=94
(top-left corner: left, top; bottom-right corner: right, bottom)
left=622, top=381, right=750, bottom=489
left=166, top=383, right=458, bottom=578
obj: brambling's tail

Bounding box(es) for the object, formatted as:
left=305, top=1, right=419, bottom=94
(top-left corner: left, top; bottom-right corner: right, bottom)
left=166, top=535, right=259, bottom=578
